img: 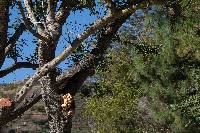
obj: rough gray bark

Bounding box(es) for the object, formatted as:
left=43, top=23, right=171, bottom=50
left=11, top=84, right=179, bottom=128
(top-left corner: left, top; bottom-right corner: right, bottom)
left=39, top=51, right=69, bottom=132
left=40, top=73, right=66, bottom=133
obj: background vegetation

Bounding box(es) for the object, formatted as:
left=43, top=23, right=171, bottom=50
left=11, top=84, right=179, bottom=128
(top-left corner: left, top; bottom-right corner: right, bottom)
left=85, top=1, right=200, bottom=132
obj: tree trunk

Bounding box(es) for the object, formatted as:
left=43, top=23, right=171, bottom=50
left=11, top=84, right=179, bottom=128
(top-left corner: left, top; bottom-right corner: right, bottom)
left=38, top=29, right=72, bottom=132
left=40, top=72, right=68, bottom=133
left=0, top=0, right=9, bottom=68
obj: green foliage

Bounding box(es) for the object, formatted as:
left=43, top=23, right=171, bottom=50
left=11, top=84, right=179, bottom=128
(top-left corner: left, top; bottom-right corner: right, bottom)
left=85, top=44, right=144, bottom=132
left=85, top=2, right=200, bottom=132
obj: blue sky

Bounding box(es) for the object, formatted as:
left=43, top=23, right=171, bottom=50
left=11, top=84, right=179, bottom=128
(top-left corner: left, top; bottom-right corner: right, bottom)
left=0, top=2, right=105, bottom=83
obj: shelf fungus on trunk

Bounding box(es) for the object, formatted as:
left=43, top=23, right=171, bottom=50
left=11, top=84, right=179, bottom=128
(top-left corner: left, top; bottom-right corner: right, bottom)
left=61, top=93, right=75, bottom=119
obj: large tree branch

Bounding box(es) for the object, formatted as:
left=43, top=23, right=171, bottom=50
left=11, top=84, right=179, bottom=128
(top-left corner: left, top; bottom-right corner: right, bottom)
left=0, top=0, right=9, bottom=68
left=14, top=4, right=137, bottom=104
left=58, top=12, right=133, bottom=94
left=0, top=62, right=38, bottom=78
left=5, top=23, right=26, bottom=55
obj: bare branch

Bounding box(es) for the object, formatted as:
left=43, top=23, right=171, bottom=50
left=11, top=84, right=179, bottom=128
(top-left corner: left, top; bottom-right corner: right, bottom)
left=0, top=62, right=39, bottom=78
left=5, top=23, right=26, bottom=55
left=58, top=14, right=132, bottom=93
left=16, top=0, right=49, bottom=42
left=14, top=5, right=137, bottom=104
